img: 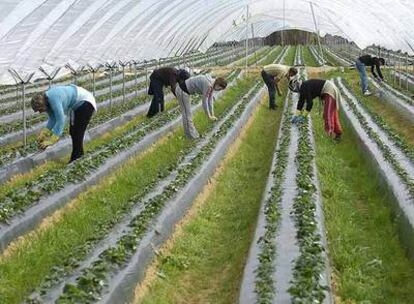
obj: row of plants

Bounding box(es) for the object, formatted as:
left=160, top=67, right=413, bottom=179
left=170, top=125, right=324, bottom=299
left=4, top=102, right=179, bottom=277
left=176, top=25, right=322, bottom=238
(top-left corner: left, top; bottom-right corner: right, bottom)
left=253, top=93, right=292, bottom=303
left=0, top=76, right=260, bottom=303
left=336, top=78, right=414, bottom=198
left=341, top=79, right=414, bottom=164
left=53, top=82, right=263, bottom=304
left=282, top=46, right=296, bottom=66
left=258, top=46, right=283, bottom=66
left=302, top=46, right=319, bottom=67
left=288, top=117, right=328, bottom=303
left=308, top=46, right=324, bottom=66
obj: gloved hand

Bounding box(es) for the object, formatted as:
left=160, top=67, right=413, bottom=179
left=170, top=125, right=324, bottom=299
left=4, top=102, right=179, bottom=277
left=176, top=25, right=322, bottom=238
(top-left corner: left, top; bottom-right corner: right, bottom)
left=291, top=110, right=309, bottom=124
left=209, top=116, right=218, bottom=121
left=39, top=134, right=60, bottom=149
left=37, top=128, right=52, bottom=142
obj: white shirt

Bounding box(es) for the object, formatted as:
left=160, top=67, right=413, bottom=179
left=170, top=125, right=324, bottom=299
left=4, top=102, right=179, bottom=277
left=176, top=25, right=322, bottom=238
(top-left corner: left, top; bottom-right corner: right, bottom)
left=76, top=86, right=97, bottom=111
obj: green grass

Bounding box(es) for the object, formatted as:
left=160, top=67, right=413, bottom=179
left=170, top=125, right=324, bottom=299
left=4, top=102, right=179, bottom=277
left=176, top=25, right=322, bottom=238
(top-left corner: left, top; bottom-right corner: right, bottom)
left=138, top=101, right=282, bottom=304
left=282, top=45, right=296, bottom=66
left=0, top=77, right=257, bottom=304
left=312, top=111, right=414, bottom=303
left=302, top=46, right=319, bottom=67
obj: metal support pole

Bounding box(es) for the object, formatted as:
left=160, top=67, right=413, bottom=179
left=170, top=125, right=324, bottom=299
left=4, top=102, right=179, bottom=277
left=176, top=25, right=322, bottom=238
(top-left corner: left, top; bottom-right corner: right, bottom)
left=393, top=57, right=397, bottom=86
left=8, top=69, right=34, bottom=147
left=87, top=64, right=101, bottom=96
left=251, top=24, right=258, bottom=66
left=119, top=60, right=128, bottom=103
left=145, top=61, right=149, bottom=92
left=405, top=53, right=409, bottom=91
left=105, top=62, right=117, bottom=109
left=399, top=58, right=402, bottom=88
left=310, top=2, right=324, bottom=65
left=282, top=0, right=285, bottom=46
left=39, top=67, right=61, bottom=89
left=132, top=60, right=139, bottom=97
left=245, top=4, right=249, bottom=73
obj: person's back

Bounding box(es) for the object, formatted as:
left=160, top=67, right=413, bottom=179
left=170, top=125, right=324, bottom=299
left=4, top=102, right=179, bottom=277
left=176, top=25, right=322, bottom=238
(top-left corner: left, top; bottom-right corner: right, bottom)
left=46, top=85, right=80, bottom=114
left=358, top=54, right=375, bottom=66
left=185, top=74, right=214, bottom=96
left=263, top=64, right=289, bottom=79
left=299, top=79, right=326, bottom=99
left=151, top=67, right=179, bottom=88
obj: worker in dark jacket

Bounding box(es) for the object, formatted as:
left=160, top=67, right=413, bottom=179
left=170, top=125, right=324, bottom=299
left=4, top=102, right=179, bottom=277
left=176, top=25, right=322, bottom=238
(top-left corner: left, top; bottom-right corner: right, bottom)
left=289, top=77, right=342, bottom=139
left=147, top=67, right=190, bottom=117
left=355, top=55, right=385, bottom=95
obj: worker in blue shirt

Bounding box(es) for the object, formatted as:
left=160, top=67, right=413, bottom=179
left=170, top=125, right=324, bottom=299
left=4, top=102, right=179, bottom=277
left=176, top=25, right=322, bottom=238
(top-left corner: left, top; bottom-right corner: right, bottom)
left=31, top=85, right=96, bottom=163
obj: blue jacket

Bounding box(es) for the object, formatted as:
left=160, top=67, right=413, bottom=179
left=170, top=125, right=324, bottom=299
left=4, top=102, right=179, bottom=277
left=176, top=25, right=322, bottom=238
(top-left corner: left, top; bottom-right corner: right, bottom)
left=45, top=85, right=83, bottom=136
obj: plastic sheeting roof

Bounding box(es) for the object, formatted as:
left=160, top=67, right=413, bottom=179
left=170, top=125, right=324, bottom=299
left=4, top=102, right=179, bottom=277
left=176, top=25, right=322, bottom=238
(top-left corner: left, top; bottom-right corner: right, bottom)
left=0, top=0, right=413, bottom=83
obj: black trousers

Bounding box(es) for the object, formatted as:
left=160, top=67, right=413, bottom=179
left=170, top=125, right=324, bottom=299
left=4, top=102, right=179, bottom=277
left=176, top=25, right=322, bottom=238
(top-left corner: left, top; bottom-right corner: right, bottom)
left=261, top=70, right=276, bottom=109
left=146, top=77, right=165, bottom=117
left=69, top=102, right=94, bottom=163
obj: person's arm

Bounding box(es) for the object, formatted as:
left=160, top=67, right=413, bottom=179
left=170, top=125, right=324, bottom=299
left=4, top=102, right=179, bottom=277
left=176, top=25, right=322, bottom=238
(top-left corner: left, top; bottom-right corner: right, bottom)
left=48, top=99, right=66, bottom=136
left=275, top=78, right=282, bottom=96
left=305, top=92, right=313, bottom=112
left=371, top=65, right=379, bottom=78
left=46, top=109, right=56, bottom=130
left=296, top=92, right=306, bottom=111
left=202, top=86, right=214, bottom=118
left=376, top=62, right=384, bottom=80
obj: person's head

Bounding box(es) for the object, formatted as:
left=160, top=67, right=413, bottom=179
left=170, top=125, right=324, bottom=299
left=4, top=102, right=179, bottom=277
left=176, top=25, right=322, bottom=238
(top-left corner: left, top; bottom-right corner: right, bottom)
left=379, top=57, right=385, bottom=66
left=288, top=78, right=302, bottom=93
left=31, top=93, right=48, bottom=113
left=213, top=77, right=227, bottom=91
left=287, top=67, right=298, bottom=79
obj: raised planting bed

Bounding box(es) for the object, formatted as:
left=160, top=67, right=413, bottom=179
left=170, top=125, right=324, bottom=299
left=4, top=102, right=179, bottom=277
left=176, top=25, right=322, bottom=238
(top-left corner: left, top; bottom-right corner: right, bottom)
left=258, top=46, right=283, bottom=66
left=302, top=46, right=320, bottom=67
left=336, top=77, right=414, bottom=259
left=368, top=78, right=414, bottom=124
left=282, top=46, right=296, bottom=66
left=294, top=45, right=303, bottom=66
left=240, top=69, right=332, bottom=304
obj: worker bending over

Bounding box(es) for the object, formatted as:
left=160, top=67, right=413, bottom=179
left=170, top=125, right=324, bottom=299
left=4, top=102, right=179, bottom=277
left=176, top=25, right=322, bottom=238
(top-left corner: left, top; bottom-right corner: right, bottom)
left=355, top=54, right=385, bottom=95
left=261, top=64, right=297, bottom=109
left=147, top=67, right=190, bottom=117
left=289, top=77, right=343, bottom=140
left=175, top=75, right=227, bottom=139
left=31, top=85, right=96, bottom=162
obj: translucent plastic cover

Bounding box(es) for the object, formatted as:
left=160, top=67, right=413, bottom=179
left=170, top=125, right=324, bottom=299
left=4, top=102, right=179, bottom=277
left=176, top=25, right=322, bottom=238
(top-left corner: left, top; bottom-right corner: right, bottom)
left=0, top=0, right=413, bottom=83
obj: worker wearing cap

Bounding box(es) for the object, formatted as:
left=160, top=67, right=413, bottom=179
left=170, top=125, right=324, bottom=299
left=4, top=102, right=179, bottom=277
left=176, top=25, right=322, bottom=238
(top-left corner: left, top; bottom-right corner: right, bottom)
left=31, top=85, right=97, bottom=162
left=261, top=64, right=297, bottom=109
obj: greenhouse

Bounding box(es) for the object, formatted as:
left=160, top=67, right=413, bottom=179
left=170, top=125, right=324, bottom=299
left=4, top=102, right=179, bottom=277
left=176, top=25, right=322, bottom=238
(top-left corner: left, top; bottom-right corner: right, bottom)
left=0, top=0, right=414, bottom=303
